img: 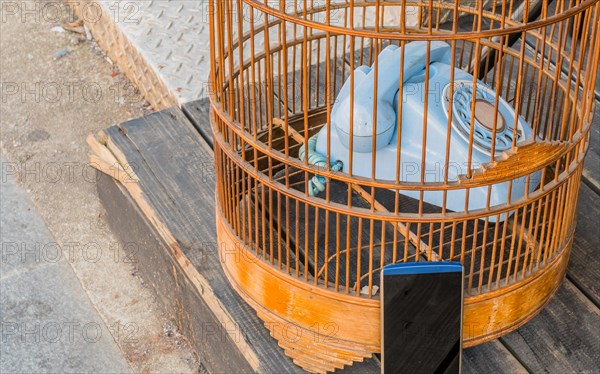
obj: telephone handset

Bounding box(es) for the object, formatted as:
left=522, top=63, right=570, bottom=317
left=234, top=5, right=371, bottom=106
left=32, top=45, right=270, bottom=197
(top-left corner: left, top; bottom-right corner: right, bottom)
left=315, top=41, right=540, bottom=218
left=331, top=41, right=452, bottom=153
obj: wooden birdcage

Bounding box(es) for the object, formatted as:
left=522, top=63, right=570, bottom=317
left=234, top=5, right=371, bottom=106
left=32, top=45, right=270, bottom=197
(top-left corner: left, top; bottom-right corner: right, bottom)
left=207, top=0, right=600, bottom=372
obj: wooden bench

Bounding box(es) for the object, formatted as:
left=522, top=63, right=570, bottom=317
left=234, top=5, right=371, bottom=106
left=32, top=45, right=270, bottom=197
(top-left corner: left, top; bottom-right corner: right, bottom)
left=87, top=97, right=599, bottom=373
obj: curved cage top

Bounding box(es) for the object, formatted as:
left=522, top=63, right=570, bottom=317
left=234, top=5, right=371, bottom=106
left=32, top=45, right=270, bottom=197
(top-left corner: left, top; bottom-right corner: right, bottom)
left=238, top=0, right=598, bottom=40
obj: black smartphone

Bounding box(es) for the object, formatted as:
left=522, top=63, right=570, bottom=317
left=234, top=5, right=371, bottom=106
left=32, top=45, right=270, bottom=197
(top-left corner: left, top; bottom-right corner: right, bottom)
left=381, top=262, right=464, bottom=374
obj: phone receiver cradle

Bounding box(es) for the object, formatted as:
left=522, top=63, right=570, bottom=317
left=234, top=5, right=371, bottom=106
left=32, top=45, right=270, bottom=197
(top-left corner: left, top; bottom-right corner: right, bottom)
left=316, top=42, right=541, bottom=221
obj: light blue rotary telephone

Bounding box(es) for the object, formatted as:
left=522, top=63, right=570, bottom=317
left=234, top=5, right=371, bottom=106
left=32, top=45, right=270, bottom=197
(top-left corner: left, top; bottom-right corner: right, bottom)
left=312, top=41, right=541, bottom=219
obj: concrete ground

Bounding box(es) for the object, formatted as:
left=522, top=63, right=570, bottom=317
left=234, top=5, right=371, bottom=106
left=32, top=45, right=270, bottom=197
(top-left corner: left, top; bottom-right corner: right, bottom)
left=1, top=154, right=133, bottom=373
left=1, top=0, right=199, bottom=372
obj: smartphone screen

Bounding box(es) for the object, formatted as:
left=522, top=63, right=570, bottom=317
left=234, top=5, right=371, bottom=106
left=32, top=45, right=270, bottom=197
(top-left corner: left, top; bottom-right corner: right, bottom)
left=381, top=263, right=464, bottom=374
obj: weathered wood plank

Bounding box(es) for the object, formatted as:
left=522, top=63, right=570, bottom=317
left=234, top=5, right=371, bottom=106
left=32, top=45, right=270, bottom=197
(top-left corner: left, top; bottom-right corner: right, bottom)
left=582, top=102, right=600, bottom=192
left=182, top=97, right=213, bottom=149
left=567, top=182, right=600, bottom=306
left=97, top=172, right=254, bottom=374
left=462, top=341, right=527, bottom=374
left=500, top=281, right=600, bottom=373
left=95, top=107, right=382, bottom=372
left=97, top=108, right=302, bottom=373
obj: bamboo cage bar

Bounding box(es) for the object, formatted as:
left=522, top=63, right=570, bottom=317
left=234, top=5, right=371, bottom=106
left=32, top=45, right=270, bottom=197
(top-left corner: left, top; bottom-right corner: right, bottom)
left=208, top=0, right=600, bottom=372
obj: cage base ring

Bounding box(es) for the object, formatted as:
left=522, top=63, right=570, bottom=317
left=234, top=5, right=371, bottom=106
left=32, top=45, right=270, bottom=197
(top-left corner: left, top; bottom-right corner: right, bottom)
left=216, top=205, right=573, bottom=373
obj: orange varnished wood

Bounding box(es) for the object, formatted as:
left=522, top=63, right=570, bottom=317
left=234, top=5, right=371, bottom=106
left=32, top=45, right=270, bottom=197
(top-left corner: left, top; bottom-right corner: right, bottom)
left=462, top=236, right=572, bottom=345
left=461, top=139, right=578, bottom=184
left=216, top=207, right=574, bottom=371
left=216, top=207, right=381, bottom=346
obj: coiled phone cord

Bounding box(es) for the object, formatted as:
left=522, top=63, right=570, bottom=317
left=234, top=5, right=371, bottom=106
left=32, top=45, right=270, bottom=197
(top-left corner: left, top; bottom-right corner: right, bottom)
left=298, top=135, right=344, bottom=197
